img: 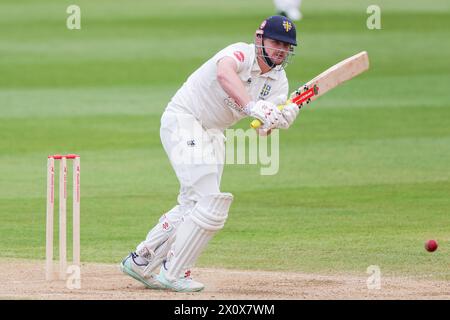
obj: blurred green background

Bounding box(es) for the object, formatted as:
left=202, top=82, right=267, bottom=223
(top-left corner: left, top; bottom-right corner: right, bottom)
left=0, top=0, right=449, bottom=280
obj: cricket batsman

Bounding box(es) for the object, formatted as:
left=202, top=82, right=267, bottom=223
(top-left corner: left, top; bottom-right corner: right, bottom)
left=121, top=15, right=300, bottom=292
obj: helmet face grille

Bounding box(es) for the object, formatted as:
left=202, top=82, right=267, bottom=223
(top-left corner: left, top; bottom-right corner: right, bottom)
left=254, top=43, right=296, bottom=71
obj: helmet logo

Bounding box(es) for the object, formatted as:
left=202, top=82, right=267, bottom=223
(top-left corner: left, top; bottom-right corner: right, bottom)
left=259, top=20, right=267, bottom=29
left=283, top=20, right=292, bottom=32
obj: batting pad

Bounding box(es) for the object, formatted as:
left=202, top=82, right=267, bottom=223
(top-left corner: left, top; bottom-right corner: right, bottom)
left=136, top=204, right=194, bottom=273
left=165, top=193, right=233, bottom=280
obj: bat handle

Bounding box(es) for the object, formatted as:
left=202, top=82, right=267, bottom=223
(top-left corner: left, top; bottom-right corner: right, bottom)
left=250, top=119, right=262, bottom=129
left=249, top=104, right=286, bottom=129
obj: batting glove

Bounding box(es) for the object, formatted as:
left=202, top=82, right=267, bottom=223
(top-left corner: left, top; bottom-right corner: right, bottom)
left=271, top=95, right=299, bottom=130
left=243, top=100, right=287, bottom=130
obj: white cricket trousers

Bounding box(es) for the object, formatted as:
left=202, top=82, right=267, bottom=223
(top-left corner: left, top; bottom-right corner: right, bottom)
left=137, top=111, right=225, bottom=257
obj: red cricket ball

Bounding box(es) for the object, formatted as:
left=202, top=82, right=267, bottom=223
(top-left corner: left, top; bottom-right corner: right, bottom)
left=425, top=240, right=438, bottom=252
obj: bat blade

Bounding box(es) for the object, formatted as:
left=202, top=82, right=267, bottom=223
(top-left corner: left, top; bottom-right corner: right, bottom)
left=299, top=51, right=369, bottom=104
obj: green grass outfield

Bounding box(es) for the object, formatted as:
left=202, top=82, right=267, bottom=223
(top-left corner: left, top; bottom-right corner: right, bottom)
left=1, top=0, right=449, bottom=280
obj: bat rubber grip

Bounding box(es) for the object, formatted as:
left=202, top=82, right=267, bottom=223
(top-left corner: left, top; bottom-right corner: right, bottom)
left=250, top=119, right=262, bottom=129
left=250, top=104, right=285, bottom=129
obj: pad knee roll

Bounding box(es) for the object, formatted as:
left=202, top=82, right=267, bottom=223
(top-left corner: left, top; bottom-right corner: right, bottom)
left=190, top=193, right=233, bottom=231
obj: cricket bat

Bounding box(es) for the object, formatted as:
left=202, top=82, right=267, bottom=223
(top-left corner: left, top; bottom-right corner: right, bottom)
left=250, top=51, right=370, bottom=129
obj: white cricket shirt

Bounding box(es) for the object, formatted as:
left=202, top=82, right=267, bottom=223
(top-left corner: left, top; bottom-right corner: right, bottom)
left=165, top=42, right=289, bottom=131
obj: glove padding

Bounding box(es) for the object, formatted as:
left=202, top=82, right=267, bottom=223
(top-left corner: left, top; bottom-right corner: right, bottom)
left=244, top=100, right=287, bottom=130
left=270, top=94, right=300, bottom=129
left=278, top=102, right=299, bottom=129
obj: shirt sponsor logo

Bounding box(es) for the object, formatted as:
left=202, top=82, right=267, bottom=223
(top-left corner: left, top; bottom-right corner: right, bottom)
left=224, top=97, right=245, bottom=115
left=233, top=51, right=245, bottom=62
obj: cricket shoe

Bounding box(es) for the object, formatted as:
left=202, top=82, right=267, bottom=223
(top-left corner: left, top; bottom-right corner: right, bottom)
left=120, top=252, right=163, bottom=289
left=156, top=262, right=204, bottom=292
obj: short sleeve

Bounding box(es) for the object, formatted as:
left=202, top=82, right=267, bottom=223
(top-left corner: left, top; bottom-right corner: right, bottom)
left=214, top=43, right=254, bottom=74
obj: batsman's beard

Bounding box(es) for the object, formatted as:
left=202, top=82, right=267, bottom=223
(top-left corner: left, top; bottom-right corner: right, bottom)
left=255, top=43, right=294, bottom=70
